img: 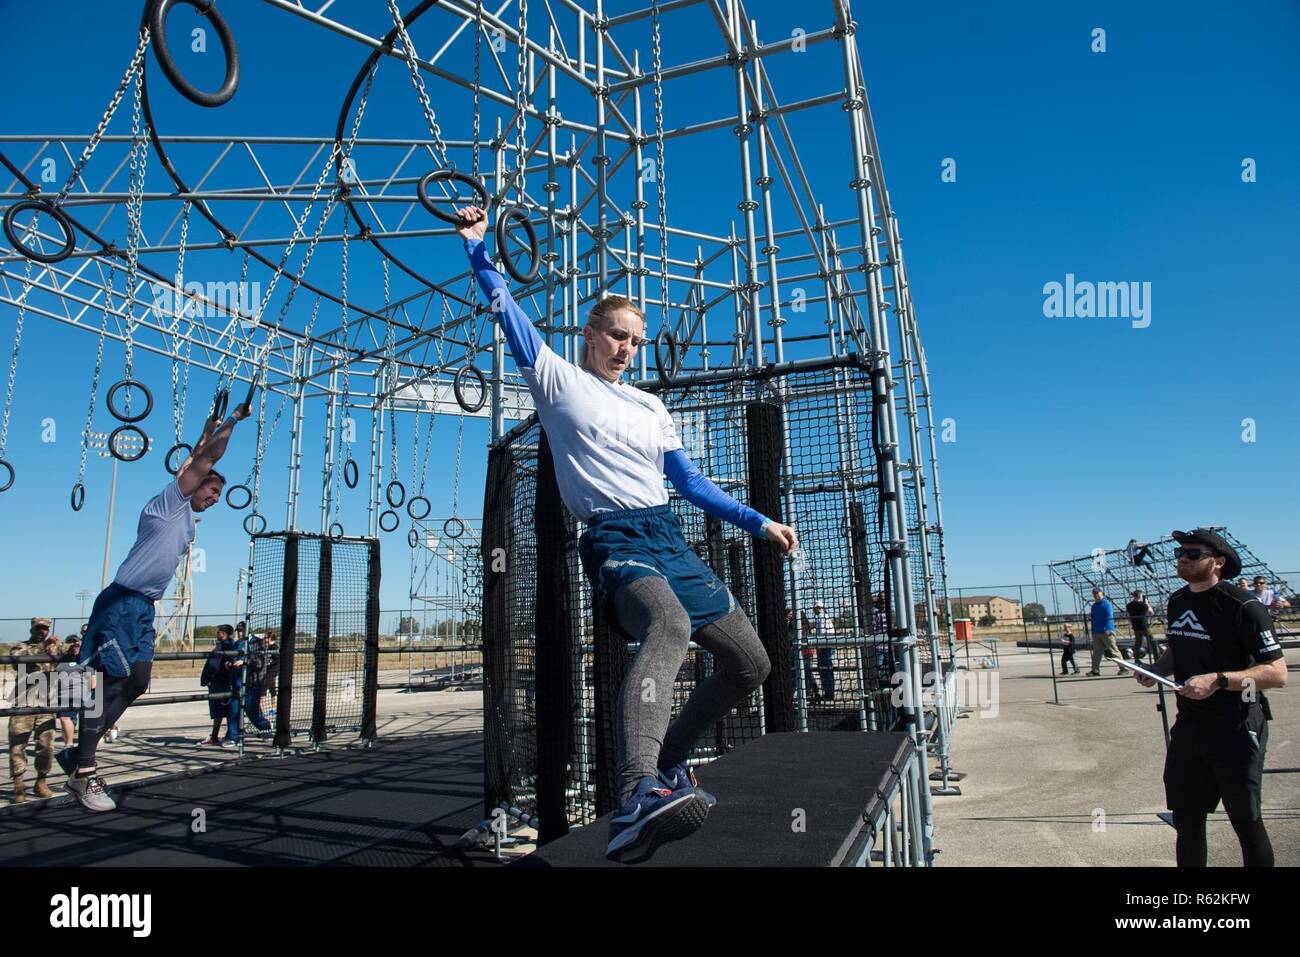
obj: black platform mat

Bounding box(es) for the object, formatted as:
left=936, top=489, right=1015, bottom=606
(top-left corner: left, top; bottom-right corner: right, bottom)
left=515, top=731, right=914, bottom=867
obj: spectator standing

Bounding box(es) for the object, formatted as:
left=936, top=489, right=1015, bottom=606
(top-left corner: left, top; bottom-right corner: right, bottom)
left=1087, top=588, right=1121, bottom=676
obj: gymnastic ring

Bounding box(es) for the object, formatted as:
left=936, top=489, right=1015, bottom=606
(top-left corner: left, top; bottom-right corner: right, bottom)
left=148, top=0, right=240, bottom=108
left=106, top=379, right=154, bottom=424
left=379, top=509, right=400, bottom=533
left=406, top=495, right=431, bottom=521
left=417, top=169, right=489, bottom=224
left=495, top=205, right=539, bottom=284
left=654, top=328, right=680, bottom=382
left=0, top=459, right=15, bottom=493
left=70, top=481, right=85, bottom=511
left=108, top=425, right=150, bottom=462
left=385, top=480, right=406, bottom=509
left=225, top=483, right=252, bottom=510
left=443, top=516, right=465, bottom=539
left=343, top=457, right=359, bottom=489
left=408, top=528, right=420, bottom=549
left=211, top=386, right=229, bottom=420
left=3, top=199, right=76, bottom=264
left=164, top=441, right=192, bottom=475
left=243, top=511, right=267, bottom=535
left=453, top=364, right=487, bottom=413
left=329, top=522, right=345, bottom=540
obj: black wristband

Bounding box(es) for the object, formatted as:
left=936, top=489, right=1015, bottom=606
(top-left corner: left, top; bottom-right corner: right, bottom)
left=1215, top=672, right=1229, bottom=690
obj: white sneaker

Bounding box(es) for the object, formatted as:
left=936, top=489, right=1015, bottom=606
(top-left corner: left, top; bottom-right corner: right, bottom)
left=107, top=728, right=119, bottom=743
left=65, top=772, right=117, bottom=812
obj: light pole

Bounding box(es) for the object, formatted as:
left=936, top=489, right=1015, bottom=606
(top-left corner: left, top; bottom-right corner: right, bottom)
left=86, top=430, right=145, bottom=589
left=75, top=589, right=94, bottom=625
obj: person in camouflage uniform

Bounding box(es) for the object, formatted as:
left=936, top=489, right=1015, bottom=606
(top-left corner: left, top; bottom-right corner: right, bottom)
left=6, top=617, right=63, bottom=802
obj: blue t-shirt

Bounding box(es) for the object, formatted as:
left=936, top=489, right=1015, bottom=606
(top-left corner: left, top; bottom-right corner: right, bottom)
left=1090, top=598, right=1115, bottom=633
left=112, top=480, right=196, bottom=600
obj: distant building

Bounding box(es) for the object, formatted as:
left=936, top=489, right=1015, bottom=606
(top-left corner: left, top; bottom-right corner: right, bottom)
left=950, top=595, right=1023, bottom=624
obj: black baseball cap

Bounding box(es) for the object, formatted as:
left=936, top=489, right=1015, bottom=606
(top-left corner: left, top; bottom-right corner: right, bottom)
left=1172, top=528, right=1241, bottom=580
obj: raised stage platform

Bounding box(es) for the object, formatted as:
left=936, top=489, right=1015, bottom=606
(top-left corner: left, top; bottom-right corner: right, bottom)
left=514, top=731, right=925, bottom=867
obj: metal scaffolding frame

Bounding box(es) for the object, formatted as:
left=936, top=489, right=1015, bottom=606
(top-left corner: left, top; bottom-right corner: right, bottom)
left=0, top=0, right=954, bottom=858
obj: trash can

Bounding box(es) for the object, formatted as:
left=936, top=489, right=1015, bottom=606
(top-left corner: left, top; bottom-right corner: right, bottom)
left=954, top=618, right=973, bottom=642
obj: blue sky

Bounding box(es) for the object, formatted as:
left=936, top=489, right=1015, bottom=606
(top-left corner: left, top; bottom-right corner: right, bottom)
left=1, top=1, right=1297, bottom=638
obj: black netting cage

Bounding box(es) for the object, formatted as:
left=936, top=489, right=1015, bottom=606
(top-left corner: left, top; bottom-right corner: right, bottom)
left=481, top=355, right=941, bottom=840
left=249, top=531, right=380, bottom=746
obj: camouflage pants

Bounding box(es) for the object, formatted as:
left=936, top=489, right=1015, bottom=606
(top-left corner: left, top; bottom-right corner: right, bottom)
left=9, top=714, right=56, bottom=780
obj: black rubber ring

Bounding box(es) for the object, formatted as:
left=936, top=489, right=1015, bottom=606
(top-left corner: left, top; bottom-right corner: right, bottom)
left=495, top=205, right=539, bottom=284
left=108, top=425, right=150, bottom=462
left=164, top=441, right=192, bottom=475
left=3, top=199, right=76, bottom=264
left=0, top=459, right=14, bottom=493
left=385, top=480, right=406, bottom=509
left=106, top=379, right=154, bottom=424
left=343, top=457, right=359, bottom=489
left=416, top=169, right=489, bottom=225
left=149, top=0, right=240, bottom=108
left=406, top=495, right=431, bottom=520
left=443, top=516, right=465, bottom=539
left=225, top=483, right=252, bottom=510
left=243, top=511, right=266, bottom=535
left=238, top=378, right=256, bottom=419
left=379, top=509, right=400, bottom=532
left=654, top=328, right=680, bottom=382
left=211, top=386, right=229, bottom=420
left=408, top=528, right=420, bottom=549
left=329, top=521, right=344, bottom=540
left=453, top=364, right=487, bottom=414
left=70, top=481, right=85, bottom=511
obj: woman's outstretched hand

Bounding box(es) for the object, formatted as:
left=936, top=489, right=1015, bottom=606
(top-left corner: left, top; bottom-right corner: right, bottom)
left=764, top=521, right=799, bottom=555
left=454, top=205, right=489, bottom=242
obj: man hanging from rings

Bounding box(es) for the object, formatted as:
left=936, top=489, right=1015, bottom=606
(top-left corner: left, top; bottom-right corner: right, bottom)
left=58, top=402, right=250, bottom=812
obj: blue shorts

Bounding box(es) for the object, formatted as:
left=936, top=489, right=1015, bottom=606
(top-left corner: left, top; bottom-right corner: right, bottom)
left=80, top=583, right=157, bottom=679
left=578, top=504, right=737, bottom=636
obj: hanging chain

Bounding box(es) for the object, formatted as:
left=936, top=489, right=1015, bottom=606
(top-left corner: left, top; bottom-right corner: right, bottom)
left=170, top=202, right=192, bottom=443
left=242, top=63, right=377, bottom=384
left=450, top=410, right=466, bottom=517
left=121, top=57, right=151, bottom=404
left=381, top=259, right=401, bottom=488
left=51, top=28, right=151, bottom=208
left=472, top=0, right=483, bottom=180
left=338, top=218, right=353, bottom=451
left=76, top=258, right=118, bottom=483
left=214, top=250, right=253, bottom=388
left=0, top=259, right=36, bottom=457
left=651, top=0, right=669, bottom=332
left=385, top=0, right=453, bottom=169
left=514, top=0, right=529, bottom=200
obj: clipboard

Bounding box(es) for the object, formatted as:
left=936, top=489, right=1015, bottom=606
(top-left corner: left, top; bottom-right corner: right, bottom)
left=1115, top=658, right=1182, bottom=690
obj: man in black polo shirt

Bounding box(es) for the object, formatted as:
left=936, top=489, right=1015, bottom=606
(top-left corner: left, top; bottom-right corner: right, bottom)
left=1125, top=589, right=1158, bottom=662
left=1135, top=528, right=1286, bottom=867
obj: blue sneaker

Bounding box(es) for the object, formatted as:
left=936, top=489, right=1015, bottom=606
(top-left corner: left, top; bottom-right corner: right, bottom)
left=657, top=761, right=717, bottom=808
left=606, top=775, right=709, bottom=863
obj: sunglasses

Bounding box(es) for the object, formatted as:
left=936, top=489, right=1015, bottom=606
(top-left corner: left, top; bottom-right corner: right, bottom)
left=1173, top=546, right=1217, bottom=561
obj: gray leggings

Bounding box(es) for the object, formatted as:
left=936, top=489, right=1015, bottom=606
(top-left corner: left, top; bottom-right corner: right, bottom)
left=612, top=576, right=771, bottom=804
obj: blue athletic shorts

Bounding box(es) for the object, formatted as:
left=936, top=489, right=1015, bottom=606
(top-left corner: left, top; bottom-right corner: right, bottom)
left=79, top=583, right=157, bottom=679
left=578, top=504, right=737, bottom=635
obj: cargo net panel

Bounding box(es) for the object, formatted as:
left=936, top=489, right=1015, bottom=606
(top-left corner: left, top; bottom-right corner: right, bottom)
left=249, top=533, right=371, bottom=737
left=717, top=366, right=902, bottom=733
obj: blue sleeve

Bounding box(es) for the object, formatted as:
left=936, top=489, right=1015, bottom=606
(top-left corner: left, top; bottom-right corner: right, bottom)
left=664, top=448, right=771, bottom=538
left=465, top=237, right=542, bottom=368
